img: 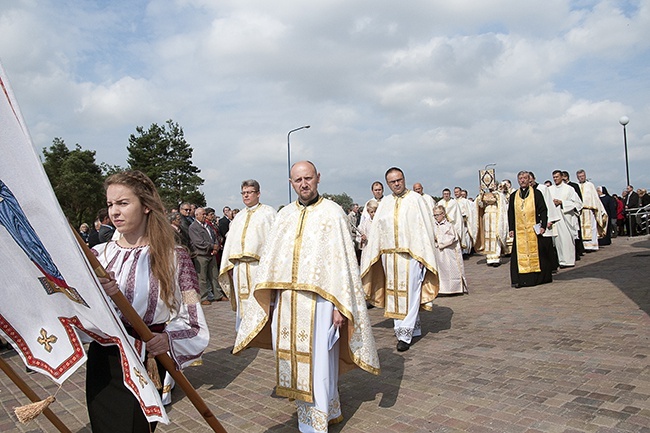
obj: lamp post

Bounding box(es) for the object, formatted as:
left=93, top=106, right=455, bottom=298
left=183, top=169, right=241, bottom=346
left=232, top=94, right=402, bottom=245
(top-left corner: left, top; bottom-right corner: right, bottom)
left=619, top=116, right=632, bottom=237
left=287, top=125, right=310, bottom=203
left=619, top=116, right=630, bottom=187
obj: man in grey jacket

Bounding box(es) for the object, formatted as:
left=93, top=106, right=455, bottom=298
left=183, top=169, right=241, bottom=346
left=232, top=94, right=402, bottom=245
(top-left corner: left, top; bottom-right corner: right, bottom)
left=189, top=207, right=227, bottom=304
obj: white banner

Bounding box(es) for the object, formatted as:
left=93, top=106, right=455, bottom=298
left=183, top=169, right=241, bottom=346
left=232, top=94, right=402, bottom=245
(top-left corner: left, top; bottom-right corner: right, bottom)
left=0, top=62, right=168, bottom=424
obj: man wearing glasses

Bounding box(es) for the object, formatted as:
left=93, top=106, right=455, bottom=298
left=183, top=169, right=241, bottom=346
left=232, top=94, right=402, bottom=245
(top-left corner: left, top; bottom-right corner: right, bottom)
left=218, top=180, right=276, bottom=332
left=361, top=167, right=439, bottom=352
left=178, top=202, right=193, bottom=241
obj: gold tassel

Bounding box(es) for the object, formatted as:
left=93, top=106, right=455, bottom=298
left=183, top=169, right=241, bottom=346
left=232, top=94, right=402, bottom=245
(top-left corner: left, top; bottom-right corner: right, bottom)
left=147, top=356, right=162, bottom=390
left=14, top=395, right=55, bottom=423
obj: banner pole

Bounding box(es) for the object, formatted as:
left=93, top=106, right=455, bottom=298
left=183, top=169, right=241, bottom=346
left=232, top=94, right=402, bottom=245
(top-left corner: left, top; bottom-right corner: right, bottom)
left=0, top=356, right=72, bottom=433
left=71, top=228, right=227, bottom=433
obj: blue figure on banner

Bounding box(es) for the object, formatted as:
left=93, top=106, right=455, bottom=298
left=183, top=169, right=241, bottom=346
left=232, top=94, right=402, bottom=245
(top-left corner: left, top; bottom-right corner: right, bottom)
left=0, top=179, right=88, bottom=307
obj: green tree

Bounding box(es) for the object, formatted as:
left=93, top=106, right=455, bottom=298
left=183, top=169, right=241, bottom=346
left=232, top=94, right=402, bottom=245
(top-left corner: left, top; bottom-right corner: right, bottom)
left=127, top=120, right=205, bottom=208
left=322, top=192, right=354, bottom=211
left=42, top=138, right=105, bottom=227
left=100, top=162, right=125, bottom=177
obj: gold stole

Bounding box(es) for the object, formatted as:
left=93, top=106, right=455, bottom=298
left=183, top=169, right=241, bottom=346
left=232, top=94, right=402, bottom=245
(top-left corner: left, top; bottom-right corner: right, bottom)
left=275, top=288, right=317, bottom=402
left=581, top=208, right=594, bottom=240
left=514, top=190, right=541, bottom=273
left=275, top=204, right=316, bottom=402
left=382, top=195, right=411, bottom=319
left=579, top=184, right=594, bottom=240
left=235, top=262, right=252, bottom=303
left=383, top=252, right=411, bottom=319
left=236, top=208, right=260, bottom=310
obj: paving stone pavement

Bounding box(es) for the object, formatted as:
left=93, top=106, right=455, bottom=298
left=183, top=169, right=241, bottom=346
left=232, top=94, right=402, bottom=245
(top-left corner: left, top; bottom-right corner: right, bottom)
left=1, top=236, right=649, bottom=433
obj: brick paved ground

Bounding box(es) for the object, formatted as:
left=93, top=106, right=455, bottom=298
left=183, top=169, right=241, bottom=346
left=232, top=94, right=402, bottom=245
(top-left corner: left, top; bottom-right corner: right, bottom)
left=1, top=236, right=649, bottom=432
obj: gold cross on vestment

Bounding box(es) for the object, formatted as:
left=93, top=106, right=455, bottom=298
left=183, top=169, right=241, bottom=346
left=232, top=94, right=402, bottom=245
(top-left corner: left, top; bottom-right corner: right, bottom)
left=37, top=328, right=57, bottom=352
left=133, top=367, right=149, bottom=388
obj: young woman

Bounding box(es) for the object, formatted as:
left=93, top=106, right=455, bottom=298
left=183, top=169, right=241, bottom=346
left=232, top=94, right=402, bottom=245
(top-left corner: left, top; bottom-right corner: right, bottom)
left=88, top=170, right=209, bottom=432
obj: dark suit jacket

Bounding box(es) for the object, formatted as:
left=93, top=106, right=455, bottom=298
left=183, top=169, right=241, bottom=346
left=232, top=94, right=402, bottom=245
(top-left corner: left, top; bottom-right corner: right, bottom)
left=218, top=216, right=231, bottom=238
left=568, top=181, right=582, bottom=201
left=189, top=220, right=217, bottom=256
left=641, top=194, right=650, bottom=207
left=626, top=191, right=639, bottom=209
left=88, top=228, right=101, bottom=248
left=98, top=224, right=115, bottom=243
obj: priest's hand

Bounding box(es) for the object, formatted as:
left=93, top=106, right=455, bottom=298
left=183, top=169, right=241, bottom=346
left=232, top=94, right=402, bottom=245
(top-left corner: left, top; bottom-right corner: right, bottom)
left=332, top=309, right=346, bottom=329
left=508, top=230, right=514, bottom=238
left=146, top=332, right=170, bottom=357
left=98, top=272, right=119, bottom=296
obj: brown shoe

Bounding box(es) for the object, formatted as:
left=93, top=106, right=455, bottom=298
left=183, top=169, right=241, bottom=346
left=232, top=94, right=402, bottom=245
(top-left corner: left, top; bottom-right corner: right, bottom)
left=201, top=300, right=212, bottom=306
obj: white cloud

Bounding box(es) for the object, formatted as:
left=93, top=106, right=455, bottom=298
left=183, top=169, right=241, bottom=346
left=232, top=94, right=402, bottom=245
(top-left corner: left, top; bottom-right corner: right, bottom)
left=1, top=0, right=649, bottom=210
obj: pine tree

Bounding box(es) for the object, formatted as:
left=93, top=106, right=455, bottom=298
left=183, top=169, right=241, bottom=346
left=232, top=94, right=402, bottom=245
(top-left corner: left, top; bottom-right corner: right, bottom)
left=42, top=138, right=105, bottom=226
left=127, top=120, right=205, bottom=208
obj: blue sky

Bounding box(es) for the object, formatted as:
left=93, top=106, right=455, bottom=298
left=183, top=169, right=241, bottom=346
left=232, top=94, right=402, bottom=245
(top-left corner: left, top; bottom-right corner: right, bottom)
left=1, top=0, right=649, bottom=210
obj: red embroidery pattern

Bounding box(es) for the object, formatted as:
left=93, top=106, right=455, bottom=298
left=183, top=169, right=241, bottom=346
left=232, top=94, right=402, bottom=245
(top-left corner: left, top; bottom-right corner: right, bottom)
left=62, top=317, right=164, bottom=418
left=176, top=247, right=200, bottom=295
left=0, top=314, right=84, bottom=378
left=143, top=265, right=159, bottom=325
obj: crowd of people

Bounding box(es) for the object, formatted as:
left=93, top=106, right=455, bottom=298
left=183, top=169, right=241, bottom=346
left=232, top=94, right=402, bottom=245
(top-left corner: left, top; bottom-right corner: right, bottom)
left=61, top=163, right=647, bottom=433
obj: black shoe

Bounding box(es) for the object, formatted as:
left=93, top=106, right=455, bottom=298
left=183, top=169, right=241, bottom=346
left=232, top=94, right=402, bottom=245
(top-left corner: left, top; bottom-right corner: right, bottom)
left=396, top=341, right=410, bottom=352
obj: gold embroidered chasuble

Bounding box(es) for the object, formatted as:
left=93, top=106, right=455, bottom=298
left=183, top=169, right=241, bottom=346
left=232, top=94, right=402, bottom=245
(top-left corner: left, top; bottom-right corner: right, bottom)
left=218, top=203, right=276, bottom=312
left=233, top=197, right=380, bottom=402
left=514, top=189, right=541, bottom=273
left=579, top=181, right=609, bottom=239
left=474, top=191, right=508, bottom=260
left=360, top=190, right=439, bottom=319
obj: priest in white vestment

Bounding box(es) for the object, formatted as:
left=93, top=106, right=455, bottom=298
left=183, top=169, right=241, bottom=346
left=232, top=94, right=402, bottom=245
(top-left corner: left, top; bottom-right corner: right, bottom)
left=454, top=187, right=477, bottom=256
left=218, top=179, right=276, bottom=332
left=234, top=161, right=379, bottom=433
left=361, top=167, right=439, bottom=352
left=413, top=182, right=436, bottom=212
left=433, top=205, right=468, bottom=294
left=436, top=189, right=464, bottom=245
left=549, top=170, right=583, bottom=267
left=576, top=170, right=608, bottom=251
left=499, top=180, right=514, bottom=254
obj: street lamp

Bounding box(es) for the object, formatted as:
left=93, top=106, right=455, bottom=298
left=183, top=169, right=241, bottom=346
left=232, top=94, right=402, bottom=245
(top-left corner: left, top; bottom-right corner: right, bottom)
left=619, top=116, right=630, bottom=187
left=287, top=125, right=310, bottom=203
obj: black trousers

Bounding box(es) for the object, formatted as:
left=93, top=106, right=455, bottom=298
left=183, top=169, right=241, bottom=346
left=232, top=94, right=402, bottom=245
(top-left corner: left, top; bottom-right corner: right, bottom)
left=86, top=342, right=162, bottom=433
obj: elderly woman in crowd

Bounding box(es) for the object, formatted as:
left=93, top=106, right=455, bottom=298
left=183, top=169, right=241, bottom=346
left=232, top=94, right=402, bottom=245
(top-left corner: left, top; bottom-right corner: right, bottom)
left=433, top=205, right=468, bottom=295
left=357, top=199, right=378, bottom=250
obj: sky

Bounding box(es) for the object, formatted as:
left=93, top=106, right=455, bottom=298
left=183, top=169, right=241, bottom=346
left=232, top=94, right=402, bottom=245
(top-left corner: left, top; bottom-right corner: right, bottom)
left=1, top=0, right=649, bottom=211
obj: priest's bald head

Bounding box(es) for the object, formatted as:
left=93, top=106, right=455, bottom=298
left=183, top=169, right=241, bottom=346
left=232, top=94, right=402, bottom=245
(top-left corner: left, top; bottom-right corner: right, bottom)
left=290, top=160, right=320, bottom=204
left=413, top=183, right=423, bottom=195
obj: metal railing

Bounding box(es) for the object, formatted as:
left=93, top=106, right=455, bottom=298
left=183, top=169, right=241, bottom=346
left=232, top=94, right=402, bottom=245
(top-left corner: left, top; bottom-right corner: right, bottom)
left=626, top=204, right=650, bottom=236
